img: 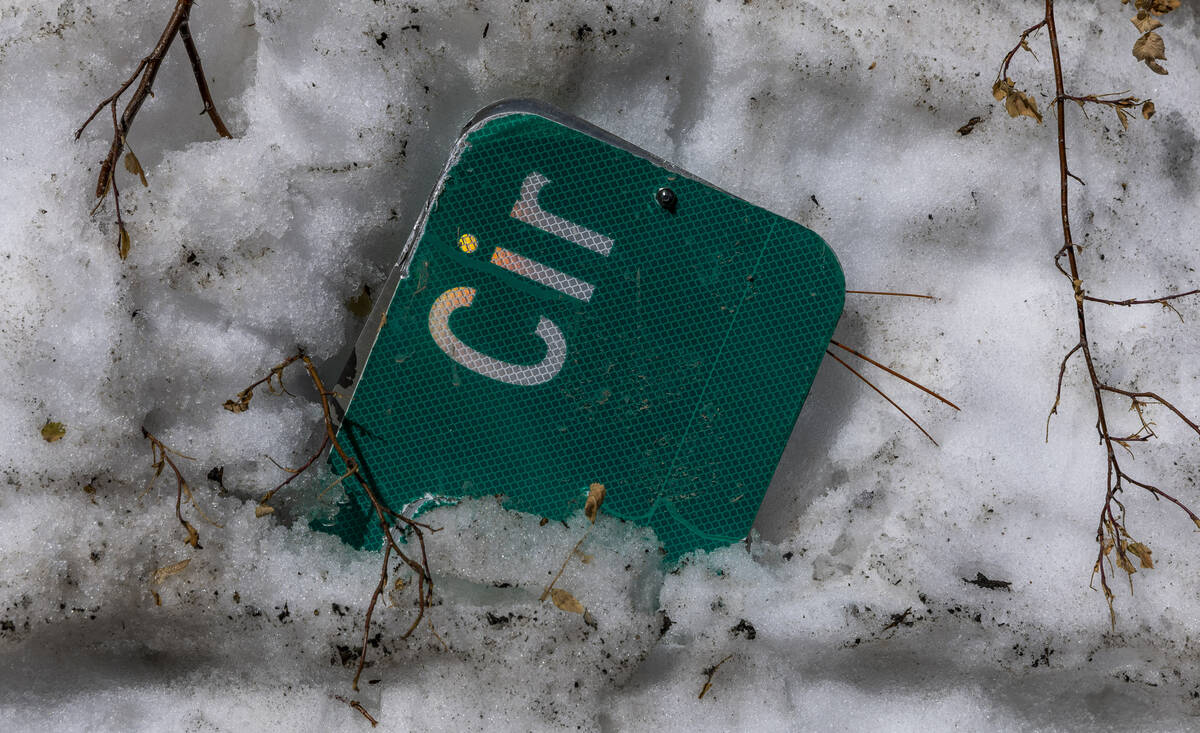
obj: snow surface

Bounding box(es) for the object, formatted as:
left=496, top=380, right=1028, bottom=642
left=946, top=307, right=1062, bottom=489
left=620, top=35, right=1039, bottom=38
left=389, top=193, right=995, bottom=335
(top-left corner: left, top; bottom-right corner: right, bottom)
left=2, top=0, right=1199, bottom=730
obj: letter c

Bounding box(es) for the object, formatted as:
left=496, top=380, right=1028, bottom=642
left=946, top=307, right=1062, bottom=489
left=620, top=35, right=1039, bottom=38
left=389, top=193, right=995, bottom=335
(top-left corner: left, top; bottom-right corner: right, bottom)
left=428, top=286, right=566, bottom=386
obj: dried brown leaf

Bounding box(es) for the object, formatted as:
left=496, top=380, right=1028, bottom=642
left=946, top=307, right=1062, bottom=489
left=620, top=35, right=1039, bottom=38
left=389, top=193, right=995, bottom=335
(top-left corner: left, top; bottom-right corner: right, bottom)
left=40, top=420, right=66, bottom=442
left=550, top=588, right=585, bottom=614
left=152, top=557, right=191, bottom=584
left=1131, top=12, right=1163, bottom=33
left=1142, top=100, right=1156, bottom=119
left=183, top=520, right=201, bottom=549
left=1115, top=106, right=1130, bottom=131
left=1133, top=31, right=1168, bottom=75
left=123, top=151, right=148, bottom=187
left=223, top=391, right=252, bottom=413
left=992, top=78, right=1013, bottom=102
left=1127, top=541, right=1154, bottom=569
left=1004, top=88, right=1043, bottom=124
left=1115, top=548, right=1137, bottom=574
left=584, top=483, right=606, bottom=524
left=118, top=225, right=131, bottom=260
left=254, top=504, right=275, bottom=517
left=1148, top=0, right=1181, bottom=14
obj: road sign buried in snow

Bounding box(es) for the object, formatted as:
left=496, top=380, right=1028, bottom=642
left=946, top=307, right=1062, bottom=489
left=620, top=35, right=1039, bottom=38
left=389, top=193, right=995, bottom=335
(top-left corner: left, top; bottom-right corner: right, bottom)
left=321, top=100, right=844, bottom=560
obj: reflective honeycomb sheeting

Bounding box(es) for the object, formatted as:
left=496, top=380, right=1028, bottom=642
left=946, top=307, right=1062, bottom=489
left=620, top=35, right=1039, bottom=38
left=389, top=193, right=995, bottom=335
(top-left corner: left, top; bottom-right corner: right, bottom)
left=320, top=111, right=844, bottom=560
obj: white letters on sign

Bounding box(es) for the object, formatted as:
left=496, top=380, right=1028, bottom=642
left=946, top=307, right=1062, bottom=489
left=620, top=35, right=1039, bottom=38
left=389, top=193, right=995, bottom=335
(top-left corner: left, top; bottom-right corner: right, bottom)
left=428, top=286, right=567, bottom=386
left=428, top=172, right=613, bottom=385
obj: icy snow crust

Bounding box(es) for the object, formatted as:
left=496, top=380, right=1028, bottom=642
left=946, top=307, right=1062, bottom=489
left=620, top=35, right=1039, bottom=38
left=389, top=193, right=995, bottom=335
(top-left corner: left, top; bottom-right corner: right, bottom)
left=1, top=0, right=1199, bottom=730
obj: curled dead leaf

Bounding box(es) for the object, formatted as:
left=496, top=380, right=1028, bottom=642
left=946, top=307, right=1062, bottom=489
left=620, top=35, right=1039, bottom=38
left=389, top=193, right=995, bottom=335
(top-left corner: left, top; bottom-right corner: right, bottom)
left=223, top=391, right=252, bottom=413
left=1115, top=548, right=1137, bottom=574
left=584, top=483, right=606, bottom=524
left=254, top=504, right=275, bottom=517
left=1142, top=100, right=1156, bottom=120
left=550, top=588, right=585, bottom=614
left=152, top=557, right=192, bottom=584
left=1127, top=541, right=1154, bottom=569
left=118, top=225, right=131, bottom=260
left=123, top=151, right=148, bottom=187
left=1131, top=12, right=1163, bottom=34
left=1148, top=0, right=1181, bottom=15
left=992, top=77, right=1014, bottom=102
left=1132, top=31, right=1168, bottom=75
left=183, top=520, right=202, bottom=549
left=1003, top=88, right=1043, bottom=124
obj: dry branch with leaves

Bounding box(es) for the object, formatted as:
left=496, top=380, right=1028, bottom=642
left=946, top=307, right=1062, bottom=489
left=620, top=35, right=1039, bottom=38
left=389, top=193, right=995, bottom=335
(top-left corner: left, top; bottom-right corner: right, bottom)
left=224, top=350, right=440, bottom=694
left=141, top=427, right=222, bottom=550
left=74, top=0, right=232, bottom=259
left=994, top=0, right=1198, bottom=626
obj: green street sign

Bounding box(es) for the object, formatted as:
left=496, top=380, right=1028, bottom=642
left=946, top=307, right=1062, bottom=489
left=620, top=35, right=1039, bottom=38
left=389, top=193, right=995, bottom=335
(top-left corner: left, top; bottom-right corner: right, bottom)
left=321, top=101, right=844, bottom=560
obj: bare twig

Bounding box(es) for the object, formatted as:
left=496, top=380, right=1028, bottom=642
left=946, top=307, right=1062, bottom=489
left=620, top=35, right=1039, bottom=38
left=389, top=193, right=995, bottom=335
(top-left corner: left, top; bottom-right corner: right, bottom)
left=178, top=19, right=232, bottom=138
left=825, top=349, right=939, bottom=446
left=698, top=654, right=734, bottom=700
left=334, top=695, right=379, bottom=727
left=845, top=289, right=936, bottom=300
left=1045, top=342, right=1081, bottom=441
left=75, top=0, right=232, bottom=257
left=829, top=339, right=960, bottom=411
left=227, top=350, right=440, bottom=700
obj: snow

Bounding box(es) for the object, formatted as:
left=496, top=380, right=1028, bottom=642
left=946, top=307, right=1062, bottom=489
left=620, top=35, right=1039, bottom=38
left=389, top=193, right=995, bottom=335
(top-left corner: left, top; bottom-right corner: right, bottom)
left=2, top=0, right=1199, bottom=730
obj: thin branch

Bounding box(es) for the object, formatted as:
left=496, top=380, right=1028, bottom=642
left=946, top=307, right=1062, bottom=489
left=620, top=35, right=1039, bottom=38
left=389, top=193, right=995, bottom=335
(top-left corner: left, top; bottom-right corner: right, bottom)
left=1012, top=0, right=1200, bottom=625
left=259, top=434, right=331, bottom=507
left=141, top=428, right=215, bottom=548
left=829, top=339, right=960, bottom=411
left=76, top=0, right=232, bottom=257
left=353, top=537, right=392, bottom=691
left=178, top=20, right=232, bottom=138
left=227, top=350, right=441, bottom=702
left=845, top=290, right=936, bottom=300
left=1120, top=472, right=1200, bottom=525
left=1046, top=342, right=1082, bottom=441
left=1098, top=385, right=1200, bottom=437
left=1083, top=288, right=1198, bottom=314
left=997, top=19, right=1047, bottom=83
left=825, top=349, right=939, bottom=446
left=698, top=655, right=734, bottom=700
left=333, top=696, right=378, bottom=727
